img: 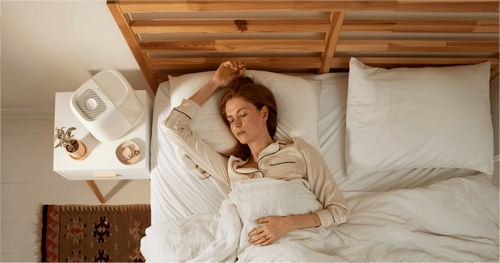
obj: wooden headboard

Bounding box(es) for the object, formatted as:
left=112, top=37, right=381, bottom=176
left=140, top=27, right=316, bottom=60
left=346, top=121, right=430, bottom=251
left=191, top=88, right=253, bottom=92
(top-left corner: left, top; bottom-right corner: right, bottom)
left=107, top=0, right=499, bottom=95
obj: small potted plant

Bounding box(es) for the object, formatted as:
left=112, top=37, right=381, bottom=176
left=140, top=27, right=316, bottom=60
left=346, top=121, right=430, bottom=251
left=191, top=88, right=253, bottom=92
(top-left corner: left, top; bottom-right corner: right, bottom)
left=54, top=127, right=88, bottom=160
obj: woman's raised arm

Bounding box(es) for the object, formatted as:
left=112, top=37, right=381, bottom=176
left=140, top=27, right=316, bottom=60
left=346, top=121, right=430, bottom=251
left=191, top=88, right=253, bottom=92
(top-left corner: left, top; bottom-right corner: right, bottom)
left=161, top=60, right=246, bottom=189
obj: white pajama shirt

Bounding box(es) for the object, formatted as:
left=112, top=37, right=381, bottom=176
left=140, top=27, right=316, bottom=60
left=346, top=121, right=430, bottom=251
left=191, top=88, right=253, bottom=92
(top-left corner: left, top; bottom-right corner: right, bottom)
left=161, top=99, right=351, bottom=228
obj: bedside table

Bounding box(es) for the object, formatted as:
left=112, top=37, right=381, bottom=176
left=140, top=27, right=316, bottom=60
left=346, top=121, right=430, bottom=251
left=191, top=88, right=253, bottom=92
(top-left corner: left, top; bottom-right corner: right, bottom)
left=53, top=90, right=152, bottom=203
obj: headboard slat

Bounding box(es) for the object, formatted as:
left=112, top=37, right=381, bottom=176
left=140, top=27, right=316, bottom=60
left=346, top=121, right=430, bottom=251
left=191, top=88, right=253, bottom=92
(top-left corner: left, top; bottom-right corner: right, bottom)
left=342, top=19, right=499, bottom=34
left=117, top=1, right=499, bottom=13
left=148, top=57, right=323, bottom=70
left=140, top=40, right=326, bottom=53
left=336, top=40, right=499, bottom=53
left=130, top=19, right=331, bottom=34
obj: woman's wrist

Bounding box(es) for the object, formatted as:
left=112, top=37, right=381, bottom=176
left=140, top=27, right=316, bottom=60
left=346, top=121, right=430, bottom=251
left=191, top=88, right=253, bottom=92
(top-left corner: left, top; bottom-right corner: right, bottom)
left=205, top=78, right=221, bottom=93
left=209, top=77, right=223, bottom=89
left=286, top=213, right=321, bottom=231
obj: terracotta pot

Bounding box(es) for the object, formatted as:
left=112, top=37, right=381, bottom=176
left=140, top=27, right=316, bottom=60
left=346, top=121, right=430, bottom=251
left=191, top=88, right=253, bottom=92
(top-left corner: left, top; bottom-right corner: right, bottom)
left=67, top=140, right=88, bottom=161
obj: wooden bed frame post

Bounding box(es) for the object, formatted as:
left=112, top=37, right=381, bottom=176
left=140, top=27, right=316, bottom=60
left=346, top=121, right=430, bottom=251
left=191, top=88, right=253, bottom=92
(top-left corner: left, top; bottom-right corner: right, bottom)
left=319, top=11, right=345, bottom=74
left=107, top=1, right=159, bottom=95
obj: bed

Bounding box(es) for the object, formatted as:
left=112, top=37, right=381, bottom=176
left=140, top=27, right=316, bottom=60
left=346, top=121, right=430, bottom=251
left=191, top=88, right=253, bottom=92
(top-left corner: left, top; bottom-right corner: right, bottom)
left=107, top=1, right=500, bottom=261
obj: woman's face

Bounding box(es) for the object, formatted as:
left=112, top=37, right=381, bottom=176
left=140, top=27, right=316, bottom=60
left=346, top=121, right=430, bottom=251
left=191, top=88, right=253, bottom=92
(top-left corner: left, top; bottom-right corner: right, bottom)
left=225, top=96, right=268, bottom=145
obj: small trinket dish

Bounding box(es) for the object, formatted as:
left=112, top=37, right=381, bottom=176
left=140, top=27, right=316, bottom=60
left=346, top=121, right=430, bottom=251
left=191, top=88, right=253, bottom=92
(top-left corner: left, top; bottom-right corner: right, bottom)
left=116, top=140, right=141, bottom=165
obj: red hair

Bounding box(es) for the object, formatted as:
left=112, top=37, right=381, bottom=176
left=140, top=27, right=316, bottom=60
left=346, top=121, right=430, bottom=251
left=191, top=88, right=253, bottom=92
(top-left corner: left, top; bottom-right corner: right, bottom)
left=219, top=77, right=277, bottom=160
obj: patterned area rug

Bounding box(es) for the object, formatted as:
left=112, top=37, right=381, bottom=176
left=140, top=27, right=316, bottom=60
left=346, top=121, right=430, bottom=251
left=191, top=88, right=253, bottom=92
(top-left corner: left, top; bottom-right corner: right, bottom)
left=37, top=204, right=151, bottom=262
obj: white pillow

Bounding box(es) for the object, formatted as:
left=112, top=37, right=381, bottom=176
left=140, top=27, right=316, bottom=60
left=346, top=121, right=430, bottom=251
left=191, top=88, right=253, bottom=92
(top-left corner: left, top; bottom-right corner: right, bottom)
left=345, top=57, right=494, bottom=178
left=168, top=70, right=322, bottom=156
left=246, top=70, right=322, bottom=150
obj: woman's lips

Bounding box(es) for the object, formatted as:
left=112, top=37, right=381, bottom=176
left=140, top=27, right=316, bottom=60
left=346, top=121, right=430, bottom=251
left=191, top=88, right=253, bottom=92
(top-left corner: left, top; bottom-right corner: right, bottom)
left=237, top=131, right=245, bottom=136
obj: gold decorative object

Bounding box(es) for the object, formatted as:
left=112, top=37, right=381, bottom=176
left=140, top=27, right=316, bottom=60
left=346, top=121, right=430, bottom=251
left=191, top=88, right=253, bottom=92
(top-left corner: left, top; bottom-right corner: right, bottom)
left=116, top=140, right=141, bottom=165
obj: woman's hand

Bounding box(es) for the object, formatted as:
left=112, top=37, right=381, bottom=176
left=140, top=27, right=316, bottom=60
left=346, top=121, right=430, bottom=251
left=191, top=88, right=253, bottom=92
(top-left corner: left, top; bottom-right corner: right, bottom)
left=248, top=216, right=293, bottom=246
left=188, top=60, right=246, bottom=107
left=212, top=60, right=247, bottom=89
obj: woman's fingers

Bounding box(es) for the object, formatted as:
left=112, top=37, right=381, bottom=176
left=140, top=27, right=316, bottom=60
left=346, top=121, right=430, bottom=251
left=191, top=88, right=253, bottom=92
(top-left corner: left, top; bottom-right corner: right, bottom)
left=248, top=226, right=264, bottom=244
left=228, top=60, right=236, bottom=70
left=229, top=60, right=238, bottom=71
left=237, top=61, right=247, bottom=70
left=251, top=233, right=273, bottom=246
left=236, top=60, right=246, bottom=69
left=255, top=217, right=270, bottom=224
left=223, top=60, right=246, bottom=71
left=248, top=227, right=262, bottom=238
left=236, top=67, right=246, bottom=78
left=260, top=237, right=273, bottom=246
left=222, top=61, right=234, bottom=69
left=254, top=235, right=267, bottom=245
left=249, top=233, right=267, bottom=245
left=222, top=61, right=230, bottom=67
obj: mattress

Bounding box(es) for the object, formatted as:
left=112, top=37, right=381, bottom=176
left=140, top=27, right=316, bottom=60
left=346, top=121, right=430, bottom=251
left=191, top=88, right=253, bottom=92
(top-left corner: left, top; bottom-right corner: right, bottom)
left=150, top=73, right=481, bottom=225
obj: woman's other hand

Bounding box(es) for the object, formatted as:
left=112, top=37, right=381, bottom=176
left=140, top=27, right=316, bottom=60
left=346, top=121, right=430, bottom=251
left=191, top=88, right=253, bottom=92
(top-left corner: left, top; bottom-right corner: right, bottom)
left=248, top=216, right=293, bottom=246
left=212, top=60, right=247, bottom=89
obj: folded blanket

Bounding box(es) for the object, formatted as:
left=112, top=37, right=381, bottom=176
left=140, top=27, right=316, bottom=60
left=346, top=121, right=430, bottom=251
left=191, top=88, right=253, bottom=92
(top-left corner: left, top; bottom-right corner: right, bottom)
left=141, top=175, right=499, bottom=262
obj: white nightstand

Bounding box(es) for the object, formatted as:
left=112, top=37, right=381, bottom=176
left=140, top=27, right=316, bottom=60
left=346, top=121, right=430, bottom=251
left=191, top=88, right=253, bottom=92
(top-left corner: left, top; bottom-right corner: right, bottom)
left=53, top=90, right=152, bottom=203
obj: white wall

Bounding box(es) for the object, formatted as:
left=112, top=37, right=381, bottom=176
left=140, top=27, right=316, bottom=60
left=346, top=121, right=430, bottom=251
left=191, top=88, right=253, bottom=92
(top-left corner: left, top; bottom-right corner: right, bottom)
left=2, top=0, right=151, bottom=120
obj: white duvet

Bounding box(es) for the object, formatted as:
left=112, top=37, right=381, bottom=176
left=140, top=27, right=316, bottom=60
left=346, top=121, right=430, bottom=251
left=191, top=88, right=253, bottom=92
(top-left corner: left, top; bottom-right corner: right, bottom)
left=141, top=174, right=499, bottom=262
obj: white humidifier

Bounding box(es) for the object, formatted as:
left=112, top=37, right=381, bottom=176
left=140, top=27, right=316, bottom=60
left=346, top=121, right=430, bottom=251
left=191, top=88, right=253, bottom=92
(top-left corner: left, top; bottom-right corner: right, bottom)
left=69, top=69, right=144, bottom=143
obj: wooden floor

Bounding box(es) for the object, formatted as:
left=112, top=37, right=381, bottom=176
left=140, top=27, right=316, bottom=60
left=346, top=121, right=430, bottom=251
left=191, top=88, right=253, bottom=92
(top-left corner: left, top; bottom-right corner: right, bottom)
left=1, top=118, right=151, bottom=262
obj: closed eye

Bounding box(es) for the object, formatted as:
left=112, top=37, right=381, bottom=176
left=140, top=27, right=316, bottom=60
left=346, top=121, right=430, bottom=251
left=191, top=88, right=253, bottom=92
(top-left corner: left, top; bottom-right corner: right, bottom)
left=228, top=113, right=247, bottom=123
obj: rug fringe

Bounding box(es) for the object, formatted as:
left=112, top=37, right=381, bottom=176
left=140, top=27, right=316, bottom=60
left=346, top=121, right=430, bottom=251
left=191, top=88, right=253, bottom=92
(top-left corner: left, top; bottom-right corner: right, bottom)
left=59, top=204, right=150, bottom=214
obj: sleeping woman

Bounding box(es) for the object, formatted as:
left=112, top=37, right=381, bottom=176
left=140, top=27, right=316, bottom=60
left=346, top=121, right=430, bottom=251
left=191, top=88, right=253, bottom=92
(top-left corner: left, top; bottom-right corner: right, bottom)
left=161, top=60, right=351, bottom=247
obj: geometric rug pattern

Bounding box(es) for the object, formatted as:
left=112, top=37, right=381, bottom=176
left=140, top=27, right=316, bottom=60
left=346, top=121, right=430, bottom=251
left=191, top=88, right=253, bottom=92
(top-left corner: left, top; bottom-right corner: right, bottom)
left=38, top=204, right=150, bottom=262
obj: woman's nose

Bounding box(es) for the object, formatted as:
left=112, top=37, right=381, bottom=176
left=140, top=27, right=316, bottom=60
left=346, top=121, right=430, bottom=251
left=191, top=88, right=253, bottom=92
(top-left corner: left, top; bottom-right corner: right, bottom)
left=234, top=118, right=242, bottom=127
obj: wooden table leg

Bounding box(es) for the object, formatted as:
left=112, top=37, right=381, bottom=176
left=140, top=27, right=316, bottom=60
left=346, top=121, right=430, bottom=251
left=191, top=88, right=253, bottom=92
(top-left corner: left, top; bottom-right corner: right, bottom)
left=86, top=180, right=106, bottom=204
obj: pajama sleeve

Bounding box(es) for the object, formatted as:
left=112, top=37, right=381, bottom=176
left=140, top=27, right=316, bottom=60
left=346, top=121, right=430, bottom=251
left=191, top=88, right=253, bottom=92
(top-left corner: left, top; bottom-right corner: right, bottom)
left=296, top=138, right=351, bottom=227
left=161, top=99, right=231, bottom=189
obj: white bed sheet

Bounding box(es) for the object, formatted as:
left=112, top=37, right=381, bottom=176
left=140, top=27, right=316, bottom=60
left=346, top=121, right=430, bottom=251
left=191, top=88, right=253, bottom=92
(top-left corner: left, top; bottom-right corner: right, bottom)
left=150, top=74, right=484, bottom=225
